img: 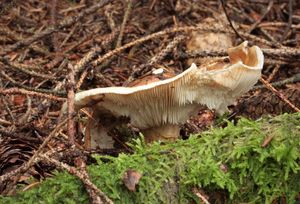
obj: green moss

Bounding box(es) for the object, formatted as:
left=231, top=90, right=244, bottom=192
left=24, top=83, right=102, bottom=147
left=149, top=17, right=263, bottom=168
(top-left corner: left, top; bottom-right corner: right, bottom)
left=1, top=113, right=300, bottom=203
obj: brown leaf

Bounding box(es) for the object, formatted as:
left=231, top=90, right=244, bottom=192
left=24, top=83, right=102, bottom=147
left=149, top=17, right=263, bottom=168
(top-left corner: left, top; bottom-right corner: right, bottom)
left=122, top=169, right=142, bottom=192
left=12, top=94, right=26, bottom=106
left=261, top=135, right=274, bottom=148
left=219, top=164, right=228, bottom=173
left=249, top=10, right=261, bottom=21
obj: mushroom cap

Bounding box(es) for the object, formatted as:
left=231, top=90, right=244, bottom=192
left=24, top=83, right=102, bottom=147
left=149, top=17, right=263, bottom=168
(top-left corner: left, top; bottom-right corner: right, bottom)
left=126, top=68, right=176, bottom=87
left=71, top=41, right=263, bottom=129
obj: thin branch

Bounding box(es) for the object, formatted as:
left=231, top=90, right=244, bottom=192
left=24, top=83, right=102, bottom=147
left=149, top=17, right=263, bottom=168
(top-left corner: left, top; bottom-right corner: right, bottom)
left=116, top=0, right=132, bottom=48
left=75, top=157, right=105, bottom=204
left=259, top=77, right=300, bottom=112
left=253, top=73, right=300, bottom=89
left=0, top=88, right=66, bottom=101
left=176, top=50, right=227, bottom=59
left=148, top=35, right=186, bottom=66
left=0, top=118, right=68, bottom=184
left=262, top=48, right=300, bottom=59
left=93, top=26, right=227, bottom=69
left=176, top=48, right=300, bottom=60
left=75, top=29, right=120, bottom=89
left=0, top=158, right=43, bottom=187
left=248, top=0, right=274, bottom=33
left=0, top=26, right=49, bottom=55
left=266, top=64, right=280, bottom=82
left=1, top=0, right=112, bottom=55
left=74, top=46, right=102, bottom=74
left=0, top=95, right=15, bottom=122
left=51, top=0, right=59, bottom=51
left=0, top=118, right=12, bottom=125
left=76, top=69, right=89, bottom=90
left=94, top=2, right=133, bottom=79
left=40, top=154, right=114, bottom=204
left=280, top=0, right=293, bottom=42
left=0, top=57, right=57, bottom=80
left=192, top=188, right=210, bottom=204
left=220, top=0, right=245, bottom=41
left=239, top=29, right=283, bottom=48
left=0, top=70, right=66, bottom=96
left=124, top=35, right=186, bottom=85
left=92, top=24, right=295, bottom=70
left=67, top=64, right=76, bottom=145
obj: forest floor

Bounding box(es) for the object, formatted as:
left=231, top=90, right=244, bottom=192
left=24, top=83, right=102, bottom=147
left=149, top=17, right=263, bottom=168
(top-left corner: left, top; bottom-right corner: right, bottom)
left=0, top=0, right=299, bottom=203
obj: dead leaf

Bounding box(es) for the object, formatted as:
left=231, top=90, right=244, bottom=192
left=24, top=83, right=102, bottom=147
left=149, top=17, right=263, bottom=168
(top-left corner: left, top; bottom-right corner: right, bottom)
left=219, top=164, right=228, bottom=173
left=122, top=169, right=142, bottom=192
left=12, top=95, right=26, bottom=106
left=261, top=135, right=274, bottom=148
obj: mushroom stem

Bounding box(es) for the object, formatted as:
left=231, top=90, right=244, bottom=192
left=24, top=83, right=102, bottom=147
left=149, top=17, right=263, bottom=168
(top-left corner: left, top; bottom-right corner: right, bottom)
left=143, top=124, right=180, bottom=143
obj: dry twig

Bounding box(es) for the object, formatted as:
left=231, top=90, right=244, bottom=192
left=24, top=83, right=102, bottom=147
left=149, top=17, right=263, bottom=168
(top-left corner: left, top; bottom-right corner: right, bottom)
left=116, top=0, right=132, bottom=48
left=253, top=73, right=300, bottom=89
left=266, top=65, right=280, bottom=82
left=67, top=64, right=76, bottom=145
left=75, top=29, right=120, bottom=89
left=192, top=188, right=210, bottom=204
left=92, top=26, right=226, bottom=69
left=248, top=0, right=274, bottom=33
left=124, top=34, right=186, bottom=85
left=0, top=118, right=68, bottom=186
left=220, top=0, right=245, bottom=41
left=74, top=46, right=102, bottom=74
left=280, top=0, right=293, bottom=42
left=93, top=24, right=297, bottom=70
left=0, top=88, right=66, bottom=101
left=40, top=154, right=114, bottom=204
left=75, top=157, right=106, bottom=204
left=259, top=78, right=300, bottom=112
left=176, top=48, right=300, bottom=60
left=0, top=58, right=57, bottom=80
left=0, top=70, right=66, bottom=96
left=1, top=0, right=112, bottom=55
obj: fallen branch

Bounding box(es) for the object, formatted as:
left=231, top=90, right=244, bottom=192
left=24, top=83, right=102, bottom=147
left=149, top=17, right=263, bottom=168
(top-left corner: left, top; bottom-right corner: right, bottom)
left=0, top=57, right=57, bottom=80
left=259, top=78, right=300, bottom=112
left=1, top=0, right=112, bottom=55
left=0, top=118, right=68, bottom=184
left=124, top=34, right=186, bottom=85
left=192, top=188, right=210, bottom=204
left=0, top=70, right=66, bottom=96
left=67, top=64, right=76, bottom=145
left=176, top=48, right=300, bottom=60
left=92, top=26, right=228, bottom=69
left=40, top=154, right=114, bottom=204
left=75, top=29, right=120, bottom=89
left=116, top=0, right=132, bottom=48
left=253, top=73, right=300, bottom=89
left=0, top=88, right=66, bottom=101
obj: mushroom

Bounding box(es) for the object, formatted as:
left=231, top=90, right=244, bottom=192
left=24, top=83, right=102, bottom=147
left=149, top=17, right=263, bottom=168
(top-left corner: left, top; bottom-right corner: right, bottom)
left=71, top=41, right=263, bottom=147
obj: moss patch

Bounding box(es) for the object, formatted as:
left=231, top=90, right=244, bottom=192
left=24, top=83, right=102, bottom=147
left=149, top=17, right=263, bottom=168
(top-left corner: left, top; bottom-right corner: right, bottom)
left=1, top=113, right=300, bottom=203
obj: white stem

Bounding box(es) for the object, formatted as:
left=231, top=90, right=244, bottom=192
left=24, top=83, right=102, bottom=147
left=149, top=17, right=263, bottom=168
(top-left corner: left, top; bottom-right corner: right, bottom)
left=143, top=124, right=180, bottom=143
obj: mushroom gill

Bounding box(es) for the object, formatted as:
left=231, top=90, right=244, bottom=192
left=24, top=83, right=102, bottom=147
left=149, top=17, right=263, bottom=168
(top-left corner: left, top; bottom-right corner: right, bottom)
left=67, top=41, right=264, bottom=148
